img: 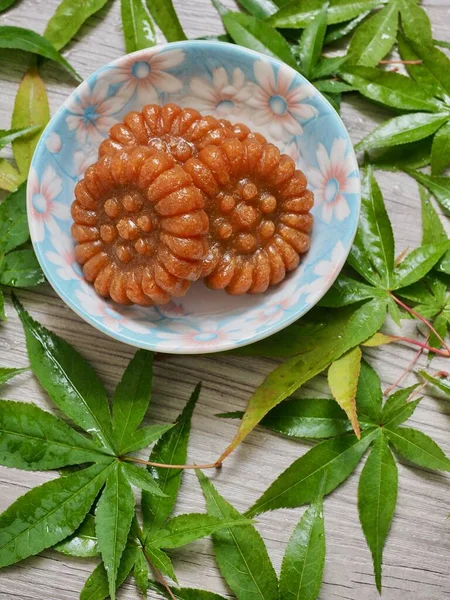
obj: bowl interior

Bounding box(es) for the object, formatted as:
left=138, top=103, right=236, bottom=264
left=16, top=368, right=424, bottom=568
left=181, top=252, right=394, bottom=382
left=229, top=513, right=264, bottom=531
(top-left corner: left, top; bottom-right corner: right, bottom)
left=28, top=41, right=360, bottom=354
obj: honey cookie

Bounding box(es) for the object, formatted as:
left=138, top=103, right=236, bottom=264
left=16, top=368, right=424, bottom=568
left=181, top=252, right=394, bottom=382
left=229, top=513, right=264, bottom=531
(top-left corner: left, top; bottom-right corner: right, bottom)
left=183, top=137, right=314, bottom=294
left=98, top=103, right=266, bottom=164
left=71, top=146, right=209, bottom=306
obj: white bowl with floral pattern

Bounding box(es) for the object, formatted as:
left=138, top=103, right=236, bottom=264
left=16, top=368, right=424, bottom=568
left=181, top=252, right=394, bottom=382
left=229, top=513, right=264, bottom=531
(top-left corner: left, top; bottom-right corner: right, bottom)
left=28, top=41, right=360, bottom=354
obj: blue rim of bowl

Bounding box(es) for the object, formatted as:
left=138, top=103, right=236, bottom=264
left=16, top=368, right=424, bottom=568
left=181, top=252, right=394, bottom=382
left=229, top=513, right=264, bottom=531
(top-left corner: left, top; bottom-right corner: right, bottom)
left=28, top=40, right=361, bottom=354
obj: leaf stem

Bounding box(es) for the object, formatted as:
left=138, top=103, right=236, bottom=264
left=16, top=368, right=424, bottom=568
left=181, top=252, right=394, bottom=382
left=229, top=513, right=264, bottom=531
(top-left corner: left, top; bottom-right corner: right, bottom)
left=384, top=335, right=427, bottom=395
left=390, top=293, right=450, bottom=355
left=389, top=335, right=450, bottom=357
left=133, top=521, right=177, bottom=600
left=324, top=53, right=423, bottom=65
left=409, top=381, right=428, bottom=402
left=144, top=548, right=177, bottom=600
left=432, top=370, right=449, bottom=378
left=215, top=447, right=231, bottom=468
left=416, top=370, right=449, bottom=398
left=121, top=455, right=221, bottom=470
left=394, top=247, right=409, bottom=267
left=378, top=59, right=423, bottom=64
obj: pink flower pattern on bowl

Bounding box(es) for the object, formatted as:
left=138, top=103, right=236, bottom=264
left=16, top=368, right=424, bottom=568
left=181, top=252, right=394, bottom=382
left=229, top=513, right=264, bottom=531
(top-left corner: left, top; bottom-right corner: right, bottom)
left=184, top=67, right=252, bottom=117
left=247, top=60, right=317, bottom=140
left=302, top=241, right=347, bottom=303
left=45, top=132, right=62, bottom=154
left=109, top=49, right=184, bottom=106
left=45, top=225, right=82, bottom=282
left=308, top=138, right=359, bottom=224
left=74, top=148, right=97, bottom=176
left=155, top=320, right=244, bottom=349
left=28, top=165, right=68, bottom=243
left=249, top=281, right=307, bottom=327
left=76, top=288, right=158, bottom=335
left=65, top=80, right=122, bottom=144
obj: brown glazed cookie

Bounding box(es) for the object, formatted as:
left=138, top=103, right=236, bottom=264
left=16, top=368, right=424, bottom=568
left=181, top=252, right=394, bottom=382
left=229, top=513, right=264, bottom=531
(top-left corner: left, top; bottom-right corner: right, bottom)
left=183, top=137, right=314, bottom=295
left=218, top=118, right=266, bottom=145
left=98, top=103, right=266, bottom=164
left=71, top=145, right=209, bottom=306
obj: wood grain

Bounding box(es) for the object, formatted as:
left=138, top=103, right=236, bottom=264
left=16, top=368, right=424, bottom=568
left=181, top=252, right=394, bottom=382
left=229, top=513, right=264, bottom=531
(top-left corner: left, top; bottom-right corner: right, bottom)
left=1, top=1, right=450, bottom=598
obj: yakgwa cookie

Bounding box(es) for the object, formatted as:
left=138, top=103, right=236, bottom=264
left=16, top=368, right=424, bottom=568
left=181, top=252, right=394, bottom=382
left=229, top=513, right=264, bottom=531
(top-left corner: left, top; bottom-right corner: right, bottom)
left=71, top=145, right=209, bottom=305
left=98, top=103, right=266, bottom=164
left=183, top=137, right=314, bottom=295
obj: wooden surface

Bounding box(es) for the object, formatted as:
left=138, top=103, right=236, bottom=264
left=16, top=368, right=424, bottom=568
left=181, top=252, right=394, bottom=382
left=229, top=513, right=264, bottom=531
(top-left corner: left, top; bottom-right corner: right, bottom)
left=1, top=1, right=450, bottom=598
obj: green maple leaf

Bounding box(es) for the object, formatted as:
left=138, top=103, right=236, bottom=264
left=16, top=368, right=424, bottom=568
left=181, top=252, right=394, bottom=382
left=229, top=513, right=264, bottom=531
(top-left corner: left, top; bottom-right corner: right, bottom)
left=346, top=9, right=450, bottom=174
left=196, top=467, right=328, bottom=600
left=346, top=0, right=401, bottom=67
left=398, top=275, right=450, bottom=347
left=0, top=365, right=28, bottom=385
left=222, top=360, right=450, bottom=592
left=418, top=183, right=450, bottom=275
left=321, top=166, right=449, bottom=328
left=0, top=185, right=45, bottom=315
left=3, top=299, right=248, bottom=600
left=220, top=361, right=450, bottom=589
left=279, top=475, right=326, bottom=600
left=197, top=469, right=279, bottom=600
left=44, top=0, right=111, bottom=51
left=0, top=24, right=82, bottom=81
left=0, top=296, right=174, bottom=600
left=405, top=168, right=450, bottom=221
left=76, top=386, right=248, bottom=600
left=395, top=185, right=450, bottom=347
left=77, top=390, right=201, bottom=598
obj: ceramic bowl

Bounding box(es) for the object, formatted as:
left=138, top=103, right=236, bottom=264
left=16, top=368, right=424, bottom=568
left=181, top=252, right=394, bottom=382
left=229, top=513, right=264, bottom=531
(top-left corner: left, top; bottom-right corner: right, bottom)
left=27, top=40, right=360, bottom=354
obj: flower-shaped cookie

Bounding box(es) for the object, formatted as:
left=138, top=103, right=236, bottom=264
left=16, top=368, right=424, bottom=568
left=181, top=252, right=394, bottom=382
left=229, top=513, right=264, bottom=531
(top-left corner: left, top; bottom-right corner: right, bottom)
left=184, top=137, right=314, bottom=294
left=98, top=103, right=266, bottom=164
left=71, top=146, right=209, bottom=305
